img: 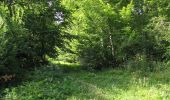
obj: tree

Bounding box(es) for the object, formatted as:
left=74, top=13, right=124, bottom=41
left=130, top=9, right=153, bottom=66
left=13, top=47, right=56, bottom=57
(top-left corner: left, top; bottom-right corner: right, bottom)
left=62, top=0, right=170, bottom=70
left=0, top=0, right=69, bottom=75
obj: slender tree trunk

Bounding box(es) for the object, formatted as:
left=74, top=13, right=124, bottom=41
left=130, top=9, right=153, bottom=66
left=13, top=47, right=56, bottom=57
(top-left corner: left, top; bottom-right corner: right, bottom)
left=109, top=29, right=114, bottom=57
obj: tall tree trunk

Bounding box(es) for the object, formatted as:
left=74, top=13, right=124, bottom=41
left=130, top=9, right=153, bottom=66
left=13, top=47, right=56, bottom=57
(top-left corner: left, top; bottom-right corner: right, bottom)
left=109, top=29, right=114, bottom=57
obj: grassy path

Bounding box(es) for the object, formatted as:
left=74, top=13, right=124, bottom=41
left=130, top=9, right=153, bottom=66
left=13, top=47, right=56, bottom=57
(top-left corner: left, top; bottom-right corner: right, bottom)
left=1, top=64, right=170, bottom=100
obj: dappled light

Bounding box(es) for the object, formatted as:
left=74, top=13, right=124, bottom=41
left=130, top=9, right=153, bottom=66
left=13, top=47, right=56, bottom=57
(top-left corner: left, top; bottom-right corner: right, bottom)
left=1, top=0, right=170, bottom=99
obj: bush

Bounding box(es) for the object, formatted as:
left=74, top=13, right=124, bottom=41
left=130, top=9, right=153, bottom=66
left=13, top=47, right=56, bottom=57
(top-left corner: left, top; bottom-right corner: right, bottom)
left=124, top=54, right=168, bottom=73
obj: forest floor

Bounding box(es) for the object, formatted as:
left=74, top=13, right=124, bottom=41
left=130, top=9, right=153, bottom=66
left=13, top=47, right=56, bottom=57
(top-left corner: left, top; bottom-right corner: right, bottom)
left=1, top=62, right=170, bottom=100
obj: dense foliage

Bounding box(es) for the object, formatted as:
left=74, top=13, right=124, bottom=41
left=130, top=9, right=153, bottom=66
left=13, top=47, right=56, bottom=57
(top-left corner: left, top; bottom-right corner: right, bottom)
left=62, top=0, right=170, bottom=69
left=0, top=0, right=68, bottom=75
left=0, top=0, right=170, bottom=76
left=1, top=0, right=170, bottom=99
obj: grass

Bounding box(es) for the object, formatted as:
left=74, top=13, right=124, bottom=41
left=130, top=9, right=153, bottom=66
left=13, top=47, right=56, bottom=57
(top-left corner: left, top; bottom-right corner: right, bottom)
left=1, top=63, right=170, bottom=100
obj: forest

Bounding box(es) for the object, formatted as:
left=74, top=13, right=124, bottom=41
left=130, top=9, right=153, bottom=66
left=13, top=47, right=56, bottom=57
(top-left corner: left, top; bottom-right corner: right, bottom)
left=0, top=0, right=170, bottom=99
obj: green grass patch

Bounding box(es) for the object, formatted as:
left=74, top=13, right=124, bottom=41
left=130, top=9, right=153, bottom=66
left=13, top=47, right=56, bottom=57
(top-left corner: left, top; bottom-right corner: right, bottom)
left=1, top=64, right=170, bottom=100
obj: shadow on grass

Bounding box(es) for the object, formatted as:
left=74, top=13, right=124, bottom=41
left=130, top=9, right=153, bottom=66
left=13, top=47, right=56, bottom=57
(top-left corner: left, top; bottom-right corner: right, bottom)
left=1, top=62, right=170, bottom=99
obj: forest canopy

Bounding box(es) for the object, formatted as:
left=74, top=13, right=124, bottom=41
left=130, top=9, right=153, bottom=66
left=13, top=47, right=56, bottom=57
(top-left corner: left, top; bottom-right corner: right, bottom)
left=0, top=0, right=170, bottom=74
left=61, top=0, right=170, bottom=70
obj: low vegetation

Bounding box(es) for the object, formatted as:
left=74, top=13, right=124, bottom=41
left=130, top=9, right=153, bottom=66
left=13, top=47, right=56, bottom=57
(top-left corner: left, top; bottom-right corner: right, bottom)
left=1, top=63, right=170, bottom=100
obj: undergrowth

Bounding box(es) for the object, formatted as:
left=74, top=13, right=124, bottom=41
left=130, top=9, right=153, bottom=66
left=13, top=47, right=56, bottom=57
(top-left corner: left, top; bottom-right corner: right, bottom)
left=1, top=63, right=170, bottom=100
